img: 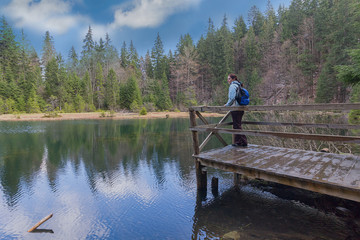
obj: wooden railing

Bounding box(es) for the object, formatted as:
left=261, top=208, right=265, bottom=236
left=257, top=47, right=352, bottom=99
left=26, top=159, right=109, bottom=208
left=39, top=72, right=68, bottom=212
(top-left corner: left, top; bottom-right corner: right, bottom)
left=189, top=103, right=360, bottom=154
left=189, top=103, right=360, bottom=190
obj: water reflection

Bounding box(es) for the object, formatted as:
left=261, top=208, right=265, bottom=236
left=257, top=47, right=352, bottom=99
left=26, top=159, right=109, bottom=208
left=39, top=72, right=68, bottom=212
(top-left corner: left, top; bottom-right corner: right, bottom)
left=0, top=119, right=194, bottom=203
left=193, top=186, right=356, bottom=240
left=0, top=119, right=197, bottom=239
left=0, top=119, right=359, bottom=239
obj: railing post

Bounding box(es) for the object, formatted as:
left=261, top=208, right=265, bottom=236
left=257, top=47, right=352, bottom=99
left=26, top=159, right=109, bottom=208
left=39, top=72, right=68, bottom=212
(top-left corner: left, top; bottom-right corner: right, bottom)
left=189, top=109, right=207, bottom=190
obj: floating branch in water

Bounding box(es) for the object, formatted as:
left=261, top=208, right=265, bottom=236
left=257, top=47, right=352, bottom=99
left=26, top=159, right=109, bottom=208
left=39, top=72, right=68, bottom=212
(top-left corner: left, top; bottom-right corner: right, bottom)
left=28, top=213, right=53, bottom=232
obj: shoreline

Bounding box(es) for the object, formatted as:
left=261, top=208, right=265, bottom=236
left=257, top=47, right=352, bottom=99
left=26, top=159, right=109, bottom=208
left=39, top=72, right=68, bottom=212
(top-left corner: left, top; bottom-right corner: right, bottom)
left=0, top=111, right=223, bottom=122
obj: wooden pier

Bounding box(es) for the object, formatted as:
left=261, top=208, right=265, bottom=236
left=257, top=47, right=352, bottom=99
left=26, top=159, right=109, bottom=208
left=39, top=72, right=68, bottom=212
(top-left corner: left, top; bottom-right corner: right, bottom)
left=189, top=104, right=360, bottom=202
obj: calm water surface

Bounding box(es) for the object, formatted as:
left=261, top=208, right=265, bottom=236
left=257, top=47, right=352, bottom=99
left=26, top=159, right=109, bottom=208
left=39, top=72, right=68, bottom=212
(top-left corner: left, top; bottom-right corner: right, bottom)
left=0, top=119, right=358, bottom=239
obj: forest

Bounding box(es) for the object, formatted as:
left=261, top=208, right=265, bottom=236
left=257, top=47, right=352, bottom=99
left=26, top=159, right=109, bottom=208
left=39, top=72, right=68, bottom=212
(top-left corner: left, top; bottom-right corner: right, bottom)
left=0, top=0, right=359, bottom=114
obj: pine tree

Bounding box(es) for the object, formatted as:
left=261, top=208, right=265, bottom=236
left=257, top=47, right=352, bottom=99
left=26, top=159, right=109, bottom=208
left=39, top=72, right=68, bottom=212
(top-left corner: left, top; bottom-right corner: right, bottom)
left=196, top=18, right=218, bottom=92
left=316, top=0, right=360, bottom=102
left=155, top=72, right=172, bottom=110
left=95, top=38, right=106, bottom=66
left=27, top=87, right=41, bottom=113
left=216, top=15, right=234, bottom=78
left=120, top=41, right=129, bottom=68
left=18, top=30, right=34, bottom=101
left=176, top=33, right=194, bottom=56
left=282, top=0, right=304, bottom=39
left=82, top=26, right=94, bottom=58
left=103, top=33, right=119, bottom=75
left=151, top=33, right=165, bottom=80
left=129, top=40, right=139, bottom=67
left=119, top=75, right=142, bottom=110
left=83, top=71, right=94, bottom=109
left=336, top=47, right=360, bottom=85
left=44, top=57, right=59, bottom=100
left=68, top=46, right=78, bottom=73
left=80, top=26, right=95, bottom=79
left=94, top=63, right=105, bottom=109
left=244, top=27, right=260, bottom=91
left=260, top=1, right=277, bottom=51
left=41, top=31, right=56, bottom=67
left=247, top=5, right=265, bottom=36
left=145, top=51, right=154, bottom=79
left=233, top=16, right=247, bottom=41
left=0, top=16, right=19, bottom=85
left=105, top=68, right=117, bottom=110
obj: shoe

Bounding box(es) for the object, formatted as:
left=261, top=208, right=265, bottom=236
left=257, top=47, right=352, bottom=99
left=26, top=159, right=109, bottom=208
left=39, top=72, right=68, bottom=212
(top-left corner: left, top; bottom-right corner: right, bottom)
left=231, top=143, right=248, bottom=147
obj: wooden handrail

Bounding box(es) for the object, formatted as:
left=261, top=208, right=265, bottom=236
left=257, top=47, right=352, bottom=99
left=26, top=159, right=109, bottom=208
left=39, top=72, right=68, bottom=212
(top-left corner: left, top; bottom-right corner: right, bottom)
left=189, top=104, right=360, bottom=154
left=190, top=103, right=360, bottom=112
left=190, top=126, right=360, bottom=143
left=203, top=121, right=360, bottom=129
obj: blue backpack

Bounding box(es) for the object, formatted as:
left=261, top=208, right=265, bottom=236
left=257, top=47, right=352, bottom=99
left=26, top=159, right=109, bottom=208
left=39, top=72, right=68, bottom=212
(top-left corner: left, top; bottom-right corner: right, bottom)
left=234, top=81, right=249, bottom=105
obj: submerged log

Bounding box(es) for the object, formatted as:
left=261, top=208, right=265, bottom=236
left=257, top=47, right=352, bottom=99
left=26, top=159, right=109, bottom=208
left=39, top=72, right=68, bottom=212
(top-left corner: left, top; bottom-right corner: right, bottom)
left=28, top=213, right=53, bottom=232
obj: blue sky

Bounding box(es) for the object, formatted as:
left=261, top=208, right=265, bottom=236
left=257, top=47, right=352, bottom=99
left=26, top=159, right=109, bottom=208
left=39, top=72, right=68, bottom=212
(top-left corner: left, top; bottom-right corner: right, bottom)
left=0, top=0, right=292, bottom=59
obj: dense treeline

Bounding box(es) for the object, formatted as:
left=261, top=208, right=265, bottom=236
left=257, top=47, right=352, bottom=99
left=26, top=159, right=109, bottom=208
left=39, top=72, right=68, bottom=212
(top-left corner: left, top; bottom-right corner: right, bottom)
left=0, top=0, right=359, bottom=114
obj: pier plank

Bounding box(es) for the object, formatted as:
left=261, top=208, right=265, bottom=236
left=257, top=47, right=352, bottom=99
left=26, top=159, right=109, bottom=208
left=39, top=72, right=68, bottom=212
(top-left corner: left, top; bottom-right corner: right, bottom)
left=194, top=145, right=360, bottom=202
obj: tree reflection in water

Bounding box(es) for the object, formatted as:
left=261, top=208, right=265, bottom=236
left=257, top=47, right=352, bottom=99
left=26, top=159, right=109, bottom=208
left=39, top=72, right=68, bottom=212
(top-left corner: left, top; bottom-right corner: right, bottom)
left=0, top=119, right=358, bottom=239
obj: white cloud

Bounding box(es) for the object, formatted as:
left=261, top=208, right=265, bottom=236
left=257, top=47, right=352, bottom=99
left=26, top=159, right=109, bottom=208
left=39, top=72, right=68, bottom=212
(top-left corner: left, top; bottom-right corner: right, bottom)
left=3, top=0, right=88, bottom=34
left=109, top=0, right=202, bottom=29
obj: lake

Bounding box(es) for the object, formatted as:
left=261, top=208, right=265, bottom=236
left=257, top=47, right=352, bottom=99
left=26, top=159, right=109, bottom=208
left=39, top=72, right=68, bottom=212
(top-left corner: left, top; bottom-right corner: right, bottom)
left=0, top=119, right=358, bottom=239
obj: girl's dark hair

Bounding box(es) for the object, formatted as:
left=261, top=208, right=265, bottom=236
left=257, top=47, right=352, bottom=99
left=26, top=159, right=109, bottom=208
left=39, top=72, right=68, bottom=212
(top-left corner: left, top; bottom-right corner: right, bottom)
left=229, top=73, right=243, bottom=86
left=229, top=73, right=237, bottom=80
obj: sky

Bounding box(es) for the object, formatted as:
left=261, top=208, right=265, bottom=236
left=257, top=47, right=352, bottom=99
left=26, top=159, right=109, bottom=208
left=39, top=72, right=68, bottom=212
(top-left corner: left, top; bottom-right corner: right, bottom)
left=0, top=0, right=292, bottom=59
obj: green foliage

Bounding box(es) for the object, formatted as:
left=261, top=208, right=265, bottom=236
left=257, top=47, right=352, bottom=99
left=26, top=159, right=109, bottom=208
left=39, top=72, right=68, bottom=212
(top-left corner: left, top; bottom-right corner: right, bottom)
left=176, top=33, right=194, bottom=55
left=99, top=111, right=106, bottom=117
left=44, top=57, right=60, bottom=99
left=176, top=88, right=197, bottom=107
left=348, top=83, right=360, bottom=124
left=349, top=110, right=360, bottom=124
left=233, top=16, right=247, bottom=40
left=87, top=103, right=96, bottom=112
left=120, top=41, right=129, bottom=68
left=119, top=75, right=142, bottom=110
left=130, top=101, right=139, bottom=112
left=129, top=40, right=139, bottom=67
left=0, top=98, right=4, bottom=114
left=105, top=68, right=117, bottom=110
left=99, top=110, right=115, bottom=117
left=0, top=16, right=19, bottom=84
left=155, top=72, right=172, bottom=110
left=4, top=98, right=16, bottom=113
left=43, top=111, right=61, bottom=118
left=248, top=5, right=265, bottom=36
left=336, top=47, right=360, bottom=85
left=143, top=102, right=156, bottom=112
left=27, top=88, right=41, bottom=113
left=64, top=102, right=75, bottom=113
left=94, top=62, right=105, bottom=109
left=16, top=95, right=26, bottom=112
left=151, top=33, right=165, bottom=80
left=247, top=68, right=262, bottom=96
left=316, top=63, right=336, bottom=103
left=281, top=0, right=304, bottom=39
left=74, top=94, right=86, bottom=112
left=139, top=107, right=147, bottom=115
left=41, top=31, right=56, bottom=66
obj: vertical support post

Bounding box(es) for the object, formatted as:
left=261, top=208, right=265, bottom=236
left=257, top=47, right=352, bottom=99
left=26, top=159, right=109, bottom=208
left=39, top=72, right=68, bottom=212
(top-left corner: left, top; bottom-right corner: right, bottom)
left=211, top=177, right=219, bottom=197
left=190, top=109, right=207, bottom=190
left=234, top=173, right=249, bottom=186
left=234, top=173, right=242, bottom=185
